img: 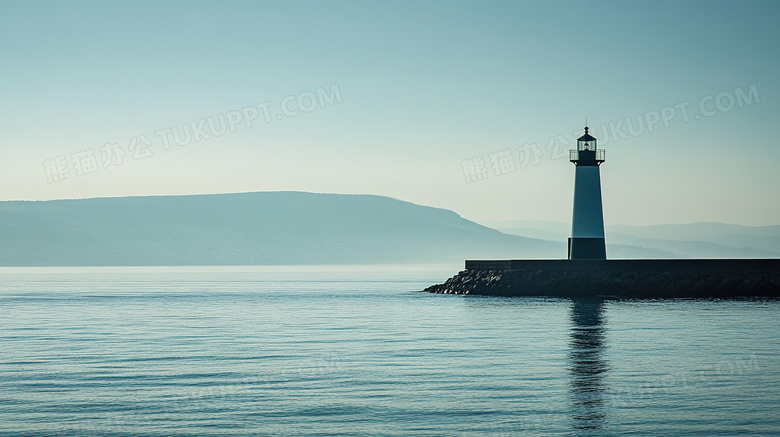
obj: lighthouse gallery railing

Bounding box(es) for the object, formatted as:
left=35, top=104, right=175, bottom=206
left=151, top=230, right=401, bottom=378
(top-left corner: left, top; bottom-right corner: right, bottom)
left=569, top=149, right=606, bottom=162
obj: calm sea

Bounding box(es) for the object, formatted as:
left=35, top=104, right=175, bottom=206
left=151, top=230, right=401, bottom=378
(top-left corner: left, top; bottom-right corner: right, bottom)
left=0, top=265, right=778, bottom=436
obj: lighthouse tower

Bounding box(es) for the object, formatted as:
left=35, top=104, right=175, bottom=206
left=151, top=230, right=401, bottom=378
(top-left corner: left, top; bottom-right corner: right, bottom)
left=568, top=126, right=607, bottom=259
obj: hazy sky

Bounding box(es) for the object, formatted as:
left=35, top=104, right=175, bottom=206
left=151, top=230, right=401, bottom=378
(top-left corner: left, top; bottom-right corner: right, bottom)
left=2, top=0, right=779, bottom=226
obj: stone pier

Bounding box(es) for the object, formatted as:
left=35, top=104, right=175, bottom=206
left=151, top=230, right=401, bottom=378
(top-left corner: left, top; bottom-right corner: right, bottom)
left=423, top=259, right=780, bottom=299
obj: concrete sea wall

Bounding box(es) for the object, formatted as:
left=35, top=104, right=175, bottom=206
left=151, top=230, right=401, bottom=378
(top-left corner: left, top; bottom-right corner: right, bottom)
left=423, top=259, right=780, bottom=299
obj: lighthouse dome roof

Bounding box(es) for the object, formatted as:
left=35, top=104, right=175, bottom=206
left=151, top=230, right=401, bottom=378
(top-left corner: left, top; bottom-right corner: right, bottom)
left=577, top=126, right=597, bottom=142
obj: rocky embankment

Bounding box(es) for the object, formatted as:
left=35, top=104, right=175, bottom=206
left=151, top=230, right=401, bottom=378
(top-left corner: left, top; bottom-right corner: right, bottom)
left=424, top=260, right=780, bottom=299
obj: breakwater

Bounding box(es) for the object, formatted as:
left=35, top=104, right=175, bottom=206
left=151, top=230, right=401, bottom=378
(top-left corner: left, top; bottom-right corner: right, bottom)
left=423, top=259, right=780, bottom=299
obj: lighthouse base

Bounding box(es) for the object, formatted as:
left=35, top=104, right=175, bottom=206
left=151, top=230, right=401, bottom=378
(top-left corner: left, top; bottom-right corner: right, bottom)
left=568, top=237, right=607, bottom=260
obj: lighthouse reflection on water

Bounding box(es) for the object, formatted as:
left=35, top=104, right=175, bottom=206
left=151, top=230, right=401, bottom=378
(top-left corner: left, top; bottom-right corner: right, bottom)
left=568, top=299, right=608, bottom=431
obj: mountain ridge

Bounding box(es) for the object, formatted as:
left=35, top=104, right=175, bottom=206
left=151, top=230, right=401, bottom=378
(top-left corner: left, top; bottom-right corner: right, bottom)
left=0, top=191, right=561, bottom=266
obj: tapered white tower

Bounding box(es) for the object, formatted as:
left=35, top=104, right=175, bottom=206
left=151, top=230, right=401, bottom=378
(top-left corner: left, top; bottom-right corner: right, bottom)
left=568, top=126, right=606, bottom=259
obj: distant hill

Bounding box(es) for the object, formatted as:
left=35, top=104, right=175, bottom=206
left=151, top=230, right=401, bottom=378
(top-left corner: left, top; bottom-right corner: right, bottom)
left=0, top=192, right=563, bottom=266
left=609, top=223, right=780, bottom=255
left=484, top=220, right=780, bottom=259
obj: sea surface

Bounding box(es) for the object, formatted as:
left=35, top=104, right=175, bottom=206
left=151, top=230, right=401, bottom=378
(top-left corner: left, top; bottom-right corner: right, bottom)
left=0, top=265, right=778, bottom=436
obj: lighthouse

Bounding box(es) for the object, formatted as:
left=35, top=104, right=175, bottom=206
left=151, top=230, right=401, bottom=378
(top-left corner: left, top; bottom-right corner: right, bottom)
left=568, top=126, right=606, bottom=259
